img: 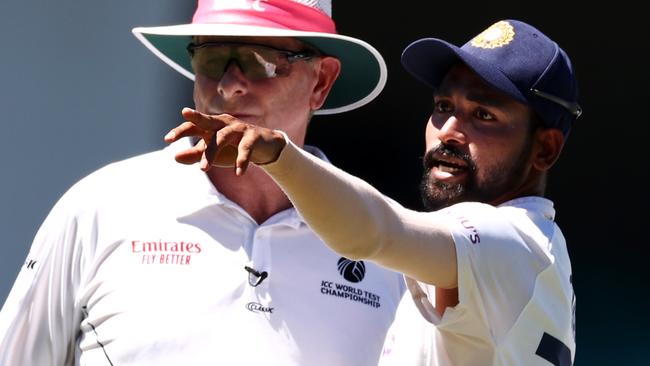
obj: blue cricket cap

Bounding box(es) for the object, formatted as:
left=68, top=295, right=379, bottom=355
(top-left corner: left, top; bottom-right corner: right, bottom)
left=401, top=19, right=582, bottom=136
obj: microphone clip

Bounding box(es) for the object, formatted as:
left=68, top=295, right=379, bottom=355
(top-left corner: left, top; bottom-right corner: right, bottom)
left=244, top=265, right=268, bottom=287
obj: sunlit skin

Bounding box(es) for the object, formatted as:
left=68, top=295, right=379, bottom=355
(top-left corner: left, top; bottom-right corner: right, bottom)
left=170, top=36, right=340, bottom=224
left=192, top=36, right=322, bottom=142
left=420, top=63, right=564, bottom=211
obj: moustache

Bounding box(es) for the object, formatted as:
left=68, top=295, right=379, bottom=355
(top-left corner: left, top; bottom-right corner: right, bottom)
left=423, top=144, right=472, bottom=170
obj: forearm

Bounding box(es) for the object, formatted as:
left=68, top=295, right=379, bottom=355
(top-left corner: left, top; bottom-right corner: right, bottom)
left=262, top=139, right=457, bottom=288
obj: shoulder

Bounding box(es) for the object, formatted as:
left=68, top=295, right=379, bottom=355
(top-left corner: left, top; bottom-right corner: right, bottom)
left=68, top=149, right=166, bottom=196
left=51, top=141, right=193, bottom=216
left=442, top=197, right=557, bottom=255
left=443, top=197, right=554, bottom=226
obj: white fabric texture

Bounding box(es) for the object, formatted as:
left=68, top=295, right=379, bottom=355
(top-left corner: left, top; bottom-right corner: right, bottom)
left=0, top=137, right=406, bottom=366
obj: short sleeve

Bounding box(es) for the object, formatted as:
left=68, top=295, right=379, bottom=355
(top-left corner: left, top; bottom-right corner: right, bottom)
left=439, top=202, right=551, bottom=341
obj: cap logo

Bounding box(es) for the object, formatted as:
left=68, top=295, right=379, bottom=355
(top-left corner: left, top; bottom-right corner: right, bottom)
left=470, top=20, right=515, bottom=49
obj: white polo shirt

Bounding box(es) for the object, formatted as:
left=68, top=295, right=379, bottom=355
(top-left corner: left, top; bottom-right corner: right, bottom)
left=379, top=198, right=576, bottom=366
left=0, top=138, right=406, bottom=366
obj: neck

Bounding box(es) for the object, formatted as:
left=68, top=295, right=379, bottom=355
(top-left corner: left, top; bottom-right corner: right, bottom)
left=488, top=170, right=547, bottom=207
left=207, top=165, right=292, bottom=224
left=205, top=127, right=307, bottom=224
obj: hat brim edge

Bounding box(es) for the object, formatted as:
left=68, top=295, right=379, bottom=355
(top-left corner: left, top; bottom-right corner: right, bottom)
left=132, top=24, right=387, bottom=115
left=401, top=38, right=527, bottom=104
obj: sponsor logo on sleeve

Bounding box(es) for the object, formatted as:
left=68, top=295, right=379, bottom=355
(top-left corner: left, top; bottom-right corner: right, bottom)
left=452, top=214, right=481, bottom=244
left=25, top=259, right=38, bottom=270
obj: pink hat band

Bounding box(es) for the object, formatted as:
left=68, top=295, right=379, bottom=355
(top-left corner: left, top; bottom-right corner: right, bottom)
left=132, top=0, right=387, bottom=115
left=193, top=0, right=336, bottom=34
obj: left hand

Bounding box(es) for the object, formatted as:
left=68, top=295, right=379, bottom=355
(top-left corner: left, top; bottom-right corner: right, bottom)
left=164, top=107, right=287, bottom=175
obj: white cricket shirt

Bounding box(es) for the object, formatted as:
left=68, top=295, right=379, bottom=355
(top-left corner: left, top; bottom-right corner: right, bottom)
left=380, top=198, right=576, bottom=366
left=0, top=138, right=406, bottom=366
left=260, top=137, right=577, bottom=366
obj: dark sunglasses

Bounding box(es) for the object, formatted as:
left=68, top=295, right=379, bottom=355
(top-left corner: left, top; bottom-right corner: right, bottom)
left=186, top=42, right=317, bottom=81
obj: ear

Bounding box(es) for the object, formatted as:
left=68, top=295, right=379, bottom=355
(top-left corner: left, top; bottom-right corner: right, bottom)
left=532, top=128, right=565, bottom=171
left=309, top=56, right=341, bottom=110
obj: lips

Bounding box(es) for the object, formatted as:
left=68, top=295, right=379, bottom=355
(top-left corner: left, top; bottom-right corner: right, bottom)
left=428, top=152, right=469, bottom=180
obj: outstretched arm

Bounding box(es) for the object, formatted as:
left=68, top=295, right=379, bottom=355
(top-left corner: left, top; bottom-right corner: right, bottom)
left=165, top=108, right=458, bottom=288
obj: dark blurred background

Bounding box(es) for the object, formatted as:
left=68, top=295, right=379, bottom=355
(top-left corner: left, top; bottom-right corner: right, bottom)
left=1, top=1, right=648, bottom=365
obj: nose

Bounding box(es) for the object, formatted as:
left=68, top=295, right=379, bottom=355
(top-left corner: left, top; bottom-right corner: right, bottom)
left=217, top=60, right=249, bottom=99
left=437, top=115, right=466, bottom=145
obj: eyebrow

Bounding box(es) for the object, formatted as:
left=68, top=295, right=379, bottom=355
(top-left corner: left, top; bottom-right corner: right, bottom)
left=434, top=88, right=512, bottom=108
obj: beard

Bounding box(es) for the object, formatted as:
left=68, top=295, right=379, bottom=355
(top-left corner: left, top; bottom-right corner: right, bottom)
left=419, top=140, right=533, bottom=211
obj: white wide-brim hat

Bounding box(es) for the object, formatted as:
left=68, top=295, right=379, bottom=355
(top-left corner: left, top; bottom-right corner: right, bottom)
left=132, top=0, right=387, bottom=115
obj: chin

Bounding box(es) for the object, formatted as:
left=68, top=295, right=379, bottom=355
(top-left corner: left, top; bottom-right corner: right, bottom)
left=420, top=180, right=466, bottom=211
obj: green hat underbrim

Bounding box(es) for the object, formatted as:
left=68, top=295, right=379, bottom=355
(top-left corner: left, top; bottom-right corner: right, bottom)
left=132, top=24, right=386, bottom=115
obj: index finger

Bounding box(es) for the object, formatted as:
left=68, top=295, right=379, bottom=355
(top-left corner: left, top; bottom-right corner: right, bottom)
left=181, top=107, right=238, bottom=132
left=164, top=121, right=204, bottom=143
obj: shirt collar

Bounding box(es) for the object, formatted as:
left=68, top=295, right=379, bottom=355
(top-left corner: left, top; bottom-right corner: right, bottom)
left=498, top=196, right=556, bottom=221
left=171, top=137, right=329, bottom=228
